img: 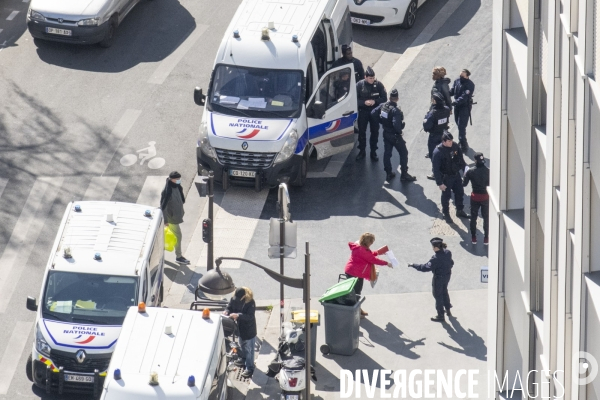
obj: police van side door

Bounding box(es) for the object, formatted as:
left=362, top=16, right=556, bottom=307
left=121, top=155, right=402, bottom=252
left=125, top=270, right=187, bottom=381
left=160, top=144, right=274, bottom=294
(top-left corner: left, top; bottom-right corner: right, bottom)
left=305, top=64, right=358, bottom=160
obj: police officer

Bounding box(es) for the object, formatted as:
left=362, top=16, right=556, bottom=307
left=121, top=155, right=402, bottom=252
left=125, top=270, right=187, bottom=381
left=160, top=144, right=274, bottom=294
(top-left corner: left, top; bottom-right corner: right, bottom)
left=333, top=70, right=351, bottom=102
left=432, top=132, right=469, bottom=222
left=423, top=92, right=451, bottom=179
left=463, top=152, right=490, bottom=245
left=408, top=237, right=454, bottom=322
left=430, top=66, right=452, bottom=110
left=332, top=44, right=365, bottom=83
left=450, top=69, right=475, bottom=152
left=356, top=66, right=387, bottom=161
left=372, top=89, right=417, bottom=182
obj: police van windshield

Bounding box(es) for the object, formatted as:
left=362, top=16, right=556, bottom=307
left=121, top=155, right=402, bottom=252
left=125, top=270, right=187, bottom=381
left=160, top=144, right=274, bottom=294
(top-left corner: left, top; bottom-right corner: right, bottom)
left=42, top=271, right=138, bottom=326
left=208, top=65, right=303, bottom=118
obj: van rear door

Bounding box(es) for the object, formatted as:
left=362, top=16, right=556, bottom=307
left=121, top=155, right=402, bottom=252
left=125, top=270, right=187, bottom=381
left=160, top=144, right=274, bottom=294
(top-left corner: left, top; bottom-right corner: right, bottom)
left=306, top=64, right=358, bottom=159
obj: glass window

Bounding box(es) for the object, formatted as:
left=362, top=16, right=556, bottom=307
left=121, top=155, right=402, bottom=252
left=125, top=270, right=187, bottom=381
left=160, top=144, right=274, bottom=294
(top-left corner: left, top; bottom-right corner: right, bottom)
left=305, top=62, right=314, bottom=103
left=42, top=271, right=138, bottom=325
left=307, top=67, right=352, bottom=117
left=149, top=230, right=163, bottom=288
left=208, top=65, right=303, bottom=118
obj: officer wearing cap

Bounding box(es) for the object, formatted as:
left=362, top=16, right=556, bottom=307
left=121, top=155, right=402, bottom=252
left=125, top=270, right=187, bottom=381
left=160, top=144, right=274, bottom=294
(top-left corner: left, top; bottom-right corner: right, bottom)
left=332, top=44, right=365, bottom=83
left=356, top=66, right=387, bottom=161
left=408, top=237, right=454, bottom=322
left=372, top=89, right=416, bottom=182
left=432, top=132, right=469, bottom=222
left=450, top=69, right=475, bottom=152
left=463, top=152, right=490, bottom=245
left=423, top=92, right=451, bottom=179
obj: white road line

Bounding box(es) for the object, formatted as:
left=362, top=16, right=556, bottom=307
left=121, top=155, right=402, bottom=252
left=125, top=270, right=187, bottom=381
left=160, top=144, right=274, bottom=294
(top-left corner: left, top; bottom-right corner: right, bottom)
left=0, top=321, right=34, bottom=395
left=377, top=0, right=465, bottom=90
left=6, top=11, right=19, bottom=20
left=0, top=29, right=3, bottom=34
left=136, top=176, right=168, bottom=206
left=83, top=177, right=120, bottom=201
left=147, top=25, right=209, bottom=85
left=307, top=149, right=351, bottom=178
left=89, top=109, right=142, bottom=176
left=0, top=178, right=63, bottom=314
left=0, top=178, right=8, bottom=198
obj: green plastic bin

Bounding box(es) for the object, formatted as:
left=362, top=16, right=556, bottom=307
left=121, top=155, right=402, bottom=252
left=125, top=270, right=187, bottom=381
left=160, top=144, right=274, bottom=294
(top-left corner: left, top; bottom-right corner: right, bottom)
left=318, top=277, right=358, bottom=303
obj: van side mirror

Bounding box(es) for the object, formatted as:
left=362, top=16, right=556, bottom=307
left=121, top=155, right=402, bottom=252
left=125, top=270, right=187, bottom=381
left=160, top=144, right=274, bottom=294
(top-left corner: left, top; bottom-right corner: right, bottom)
left=27, top=296, right=38, bottom=312
left=310, top=101, right=326, bottom=119
left=194, top=87, right=206, bottom=106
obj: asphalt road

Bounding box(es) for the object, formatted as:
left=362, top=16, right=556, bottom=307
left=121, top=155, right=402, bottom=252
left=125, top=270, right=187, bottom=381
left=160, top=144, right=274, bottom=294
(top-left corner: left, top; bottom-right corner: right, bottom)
left=0, top=0, right=491, bottom=397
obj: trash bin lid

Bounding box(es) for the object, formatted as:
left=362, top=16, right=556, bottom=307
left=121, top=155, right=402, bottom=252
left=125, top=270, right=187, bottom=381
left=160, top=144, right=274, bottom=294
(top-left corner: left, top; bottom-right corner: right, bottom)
left=318, top=277, right=358, bottom=302
left=290, top=310, right=319, bottom=324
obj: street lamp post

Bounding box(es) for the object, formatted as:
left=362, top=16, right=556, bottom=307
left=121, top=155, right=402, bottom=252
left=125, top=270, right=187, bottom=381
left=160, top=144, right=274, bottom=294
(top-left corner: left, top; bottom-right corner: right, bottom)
left=198, top=243, right=312, bottom=400
left=196, top=171, right=215, bottom=270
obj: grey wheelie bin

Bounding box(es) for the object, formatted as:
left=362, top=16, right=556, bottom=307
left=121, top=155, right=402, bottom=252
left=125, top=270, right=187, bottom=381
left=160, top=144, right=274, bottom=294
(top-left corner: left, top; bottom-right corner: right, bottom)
left=319, top=278, right=365, bottom=356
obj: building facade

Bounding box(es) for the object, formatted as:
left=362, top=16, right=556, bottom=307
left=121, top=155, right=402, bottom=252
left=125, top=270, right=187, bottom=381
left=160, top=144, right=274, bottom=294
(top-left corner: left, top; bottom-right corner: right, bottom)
left=488, top=0, right=600, bottom=398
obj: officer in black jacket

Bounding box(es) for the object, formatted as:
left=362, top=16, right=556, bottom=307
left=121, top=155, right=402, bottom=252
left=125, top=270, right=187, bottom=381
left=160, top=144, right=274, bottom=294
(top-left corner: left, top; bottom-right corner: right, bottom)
left=463, top=152, right=490, bottom=245
left=224, top=287, right=257, bottom=378
left=432, top=132, right=469, bottom=222
left=423, top=92, right=451, bottom=179
left=356, top=66, right=387, bottom=161
left=332, top=44, right=365, bottom=83
left=450, top=69, right=475, bottom=152
left=372, top=89, right=417, bottom=182
left=408, top=237, right=454, bottom=322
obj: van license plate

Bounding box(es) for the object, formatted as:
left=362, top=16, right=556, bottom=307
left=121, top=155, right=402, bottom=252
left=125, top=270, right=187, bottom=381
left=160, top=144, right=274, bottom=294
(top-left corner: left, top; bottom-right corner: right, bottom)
left=64, top=374, right=94, bottom=383
left=285, top=395, right=299, bottom=400
left=46, top=27, right=72, bottom=36
left=351, top=17, right=370, bottom=25
left=230, top=170, right=256, bottom=178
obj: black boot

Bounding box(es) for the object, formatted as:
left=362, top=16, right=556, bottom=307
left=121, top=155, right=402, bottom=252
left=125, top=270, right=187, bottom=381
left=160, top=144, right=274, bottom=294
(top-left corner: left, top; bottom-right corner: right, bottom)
left=443, top=212, right=453, bottom=223
left=370, top=151, right=379, bottom=161
left=400, top=172, right=416, bottom=181
left=431, top=314, right=445, bottom=322
left=386, top=171, right=396, bottom=182
left=456, top=209, right=469, bottom=218
left=356, top=150, right=366, bottom=161
left=460, top=140, right=469, bottom=152
left=445, top=308, right=453, bottom=317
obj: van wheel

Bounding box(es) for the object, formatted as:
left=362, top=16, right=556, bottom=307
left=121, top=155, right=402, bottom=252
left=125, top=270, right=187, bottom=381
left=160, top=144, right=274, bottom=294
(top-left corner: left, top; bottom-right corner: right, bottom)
left=290, top=156, right=307, bottom=187
left=400, top=0, right=417, bottom=29
left=26, top=354, right=33, bottom=382
left=99, top=17, right=117, bottom=48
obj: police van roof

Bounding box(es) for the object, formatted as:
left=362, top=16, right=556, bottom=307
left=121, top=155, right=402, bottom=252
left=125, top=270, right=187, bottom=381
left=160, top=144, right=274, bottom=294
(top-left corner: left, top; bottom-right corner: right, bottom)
left=51, top=201, right=161, bottom=277
left=102, top=307, right=223, bottom=400
left=217, top=0, right=336, bottom=69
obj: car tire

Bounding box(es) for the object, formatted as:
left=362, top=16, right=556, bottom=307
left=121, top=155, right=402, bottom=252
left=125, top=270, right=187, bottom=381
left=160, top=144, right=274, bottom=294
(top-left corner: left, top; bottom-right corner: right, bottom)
left=99, top=17, right=117, bottom=48
left=26, top=354, right=33, bottom=382
left=400, top=0, right=417, bottom=29
left=290, top=155, right=308, bottom=187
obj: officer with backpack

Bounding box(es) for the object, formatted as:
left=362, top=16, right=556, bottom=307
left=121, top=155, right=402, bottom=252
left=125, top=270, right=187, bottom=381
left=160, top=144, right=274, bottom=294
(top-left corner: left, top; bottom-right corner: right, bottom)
left=372, top=89, right=417, bottom=182
left=423, top=92, right=451, bottom=180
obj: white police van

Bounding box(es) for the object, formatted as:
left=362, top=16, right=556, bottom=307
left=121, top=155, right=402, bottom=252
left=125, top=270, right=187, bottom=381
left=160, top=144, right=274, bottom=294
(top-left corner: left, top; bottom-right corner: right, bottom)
left=194, top=0, right=357, bottom=190
left=25, top=201, right=165, bottom=396
left=100, top=306, right=230, bottom=400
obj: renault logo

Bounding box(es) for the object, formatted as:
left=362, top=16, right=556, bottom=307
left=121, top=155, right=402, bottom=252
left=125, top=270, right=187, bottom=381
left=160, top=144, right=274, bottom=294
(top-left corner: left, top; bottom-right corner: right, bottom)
left=58, top=18, right=63, bottom=23
left=241, top=142, right=248, bottom=150
left=76, top=350, right=86, bottom=364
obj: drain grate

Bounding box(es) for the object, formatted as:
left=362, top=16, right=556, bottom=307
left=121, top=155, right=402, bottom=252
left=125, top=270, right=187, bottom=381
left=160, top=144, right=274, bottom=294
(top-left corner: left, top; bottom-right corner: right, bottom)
left=233, top=367, right=251, bottom=383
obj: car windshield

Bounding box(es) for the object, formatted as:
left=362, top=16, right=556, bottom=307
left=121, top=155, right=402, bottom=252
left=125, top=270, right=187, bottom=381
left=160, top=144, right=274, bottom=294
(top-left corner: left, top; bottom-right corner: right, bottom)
left=42, top=271, right=138, bottom=326
left=208, top=65, right=303, bottom=118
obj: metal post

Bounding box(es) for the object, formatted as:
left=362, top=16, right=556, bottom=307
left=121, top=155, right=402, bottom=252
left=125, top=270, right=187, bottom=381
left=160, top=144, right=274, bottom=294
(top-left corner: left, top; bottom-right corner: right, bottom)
left=207, top=171, right=214, bottom=270
left=304, top=242, right=311, bottom=400
left=278, top=185, right=285, bottom=334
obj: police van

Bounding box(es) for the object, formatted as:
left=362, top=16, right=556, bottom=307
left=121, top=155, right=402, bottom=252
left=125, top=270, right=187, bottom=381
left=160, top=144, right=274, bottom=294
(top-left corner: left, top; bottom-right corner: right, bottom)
left=25, top=201, right=165, bottom=396
left=100, top=306, right=230, bottom=400
left=194, top=0, right=357, bottom=190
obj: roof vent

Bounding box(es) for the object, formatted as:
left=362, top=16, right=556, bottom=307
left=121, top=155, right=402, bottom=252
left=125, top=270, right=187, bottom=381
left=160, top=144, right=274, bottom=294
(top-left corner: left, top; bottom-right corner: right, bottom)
left=268, top=21, right=275, bottom=29
left=292, top=35, right=298, bottom=43
left=233, top=30, right=240, bottom=38
left=106, top=213, right=114, bottom=222
left=74, top=204, right=82, bottom=212
left=144, top=210, right=152, bottom=218
left=165, top=325, right=173, bottom=335
left=94, top=253, right=102, bottom=261
left=63, top=247, right=72, bottom=259
left=261, top=27, right=270, bottom=41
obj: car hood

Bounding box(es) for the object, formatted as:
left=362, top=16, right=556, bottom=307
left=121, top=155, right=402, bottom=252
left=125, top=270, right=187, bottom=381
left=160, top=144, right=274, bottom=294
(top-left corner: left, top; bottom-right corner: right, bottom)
left=31, top=0, right=106, bottom=19
left=209, top=113, right=294, bottom=142
left=42, top=319, right=121, bottom=350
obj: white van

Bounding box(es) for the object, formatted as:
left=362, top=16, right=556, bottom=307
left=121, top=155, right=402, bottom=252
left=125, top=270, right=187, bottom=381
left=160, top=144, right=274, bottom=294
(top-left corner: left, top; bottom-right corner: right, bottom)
left=194, top=0, right=357, bottom=190
left=100, top=307, right=230, bottom=400
left=25, top=201, right=165, bottom=396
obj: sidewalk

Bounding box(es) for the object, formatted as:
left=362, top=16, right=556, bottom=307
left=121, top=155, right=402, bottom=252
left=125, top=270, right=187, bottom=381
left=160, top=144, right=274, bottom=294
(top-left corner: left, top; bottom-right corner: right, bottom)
left=248, top=289, right=488, bottom=399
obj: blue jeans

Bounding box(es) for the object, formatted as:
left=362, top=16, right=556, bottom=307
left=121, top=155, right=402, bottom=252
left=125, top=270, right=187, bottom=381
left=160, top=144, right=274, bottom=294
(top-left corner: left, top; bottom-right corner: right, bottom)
left=240, top=336, right=256, bottom=372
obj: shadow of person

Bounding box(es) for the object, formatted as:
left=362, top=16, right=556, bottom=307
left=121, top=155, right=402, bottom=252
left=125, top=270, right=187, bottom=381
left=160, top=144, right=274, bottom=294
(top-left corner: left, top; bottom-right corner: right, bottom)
left=396, top=183, right=440, bottom=219
left=360, top=319, right=425, bottom=360
left=438, top=317, right=487, bottom=361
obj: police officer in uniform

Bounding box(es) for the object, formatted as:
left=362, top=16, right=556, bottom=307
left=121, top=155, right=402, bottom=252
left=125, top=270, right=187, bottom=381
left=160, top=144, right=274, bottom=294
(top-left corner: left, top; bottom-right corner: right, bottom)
left=432, top=132, right=469, bottom=222
left=356, top=66, right=387, bottom=161
left=423, top=92, right=451, bottom=179
left=450, top=69, right=475, bottom=152
left=408, top=237, right=454, bottom=322
left=372, top=89, right=417, bottom=182
left=463, top=152, right=490, bottom=245
left=332, top=44, right=365, bottom=83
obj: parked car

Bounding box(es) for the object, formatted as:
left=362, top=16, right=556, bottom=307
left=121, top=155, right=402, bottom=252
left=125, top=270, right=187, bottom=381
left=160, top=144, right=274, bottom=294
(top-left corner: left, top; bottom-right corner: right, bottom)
left=348, top=0, right=425, bottom=28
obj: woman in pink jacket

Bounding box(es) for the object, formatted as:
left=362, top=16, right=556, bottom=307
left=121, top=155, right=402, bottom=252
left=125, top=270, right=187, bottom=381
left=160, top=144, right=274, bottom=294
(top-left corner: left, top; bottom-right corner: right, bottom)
left=344, top=232, right=392, bottom=317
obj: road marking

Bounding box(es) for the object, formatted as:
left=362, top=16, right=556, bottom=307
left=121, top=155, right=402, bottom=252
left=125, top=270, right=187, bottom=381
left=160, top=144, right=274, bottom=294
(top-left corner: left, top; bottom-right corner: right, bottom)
left=147, top=24, right=209, bottom=85
left=83, top=177, right=120, bottom=201
left=0, top=178, right=8, bottom=198
left=307, top=149, right=351, bottom=178
left=89, top=109, right=142, bottom=176
left=136, top=176, right=168, bottom=206
left=0, top=178, right=63, bottom=314
left=120, top=141, right=166, bottom=169
left=376, top=0, right=465, bottom=89
left=0, top=321, right=34, bottom=395
left=6, top=11, right=19, bottom=20
left=0, top=29, right=3, bottom=34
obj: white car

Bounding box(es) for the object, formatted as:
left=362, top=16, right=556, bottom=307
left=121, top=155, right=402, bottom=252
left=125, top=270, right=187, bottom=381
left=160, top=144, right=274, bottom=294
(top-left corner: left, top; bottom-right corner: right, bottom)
left=349, top=0, right=425, bottom=28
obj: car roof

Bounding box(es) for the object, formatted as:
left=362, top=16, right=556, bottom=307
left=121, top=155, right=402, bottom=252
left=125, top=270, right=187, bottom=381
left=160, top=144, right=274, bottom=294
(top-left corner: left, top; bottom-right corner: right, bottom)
left=51, top=201, right=161, bottom=277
